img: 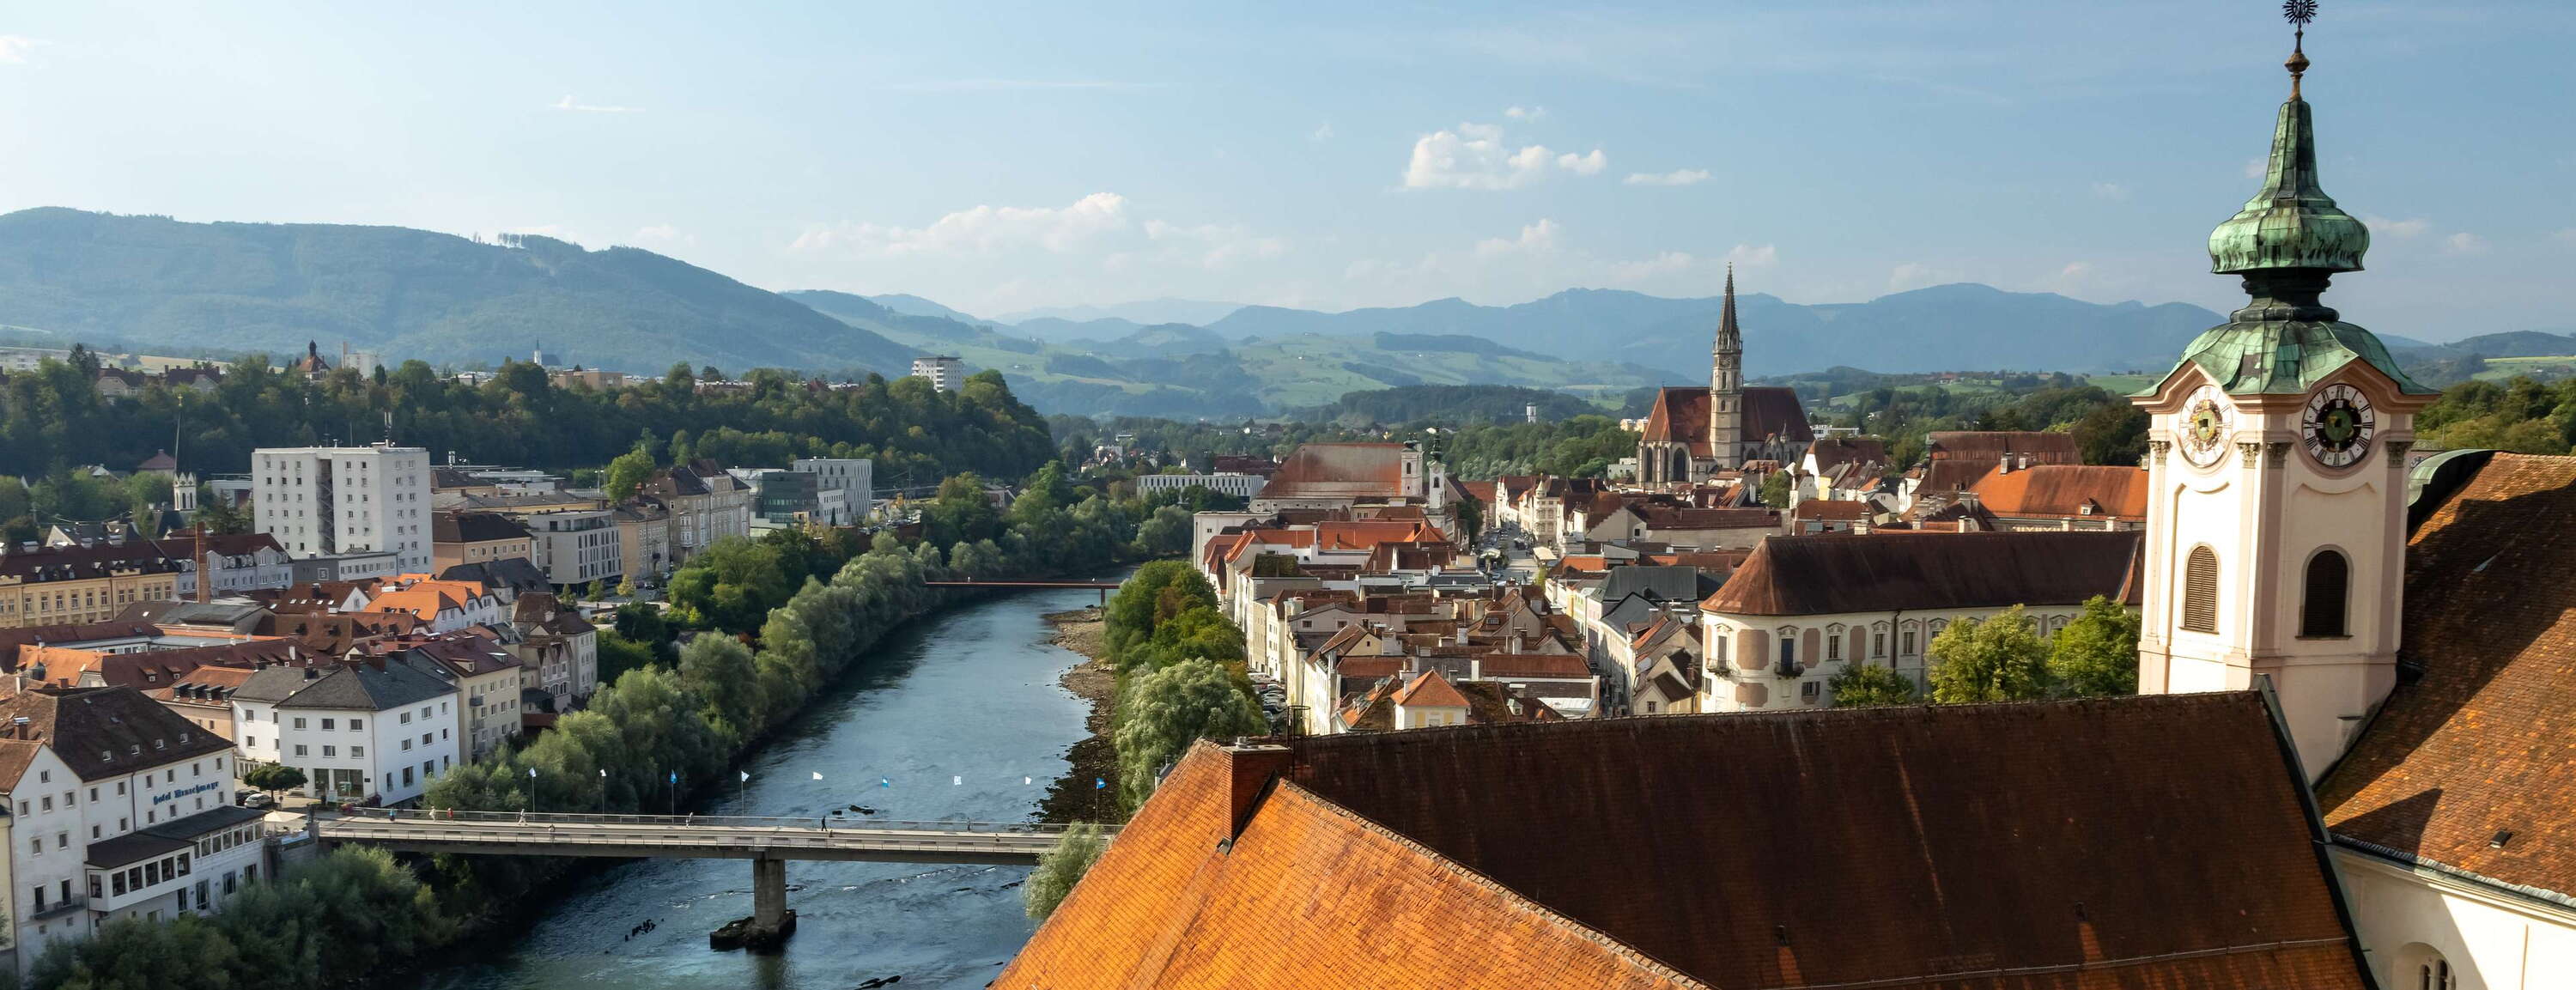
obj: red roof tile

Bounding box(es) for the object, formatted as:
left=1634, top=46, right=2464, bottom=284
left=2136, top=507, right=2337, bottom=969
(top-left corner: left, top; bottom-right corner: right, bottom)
left=1702, top=531, right=2142, bottom=616
left=1969, top=464, right=2149, bottom=521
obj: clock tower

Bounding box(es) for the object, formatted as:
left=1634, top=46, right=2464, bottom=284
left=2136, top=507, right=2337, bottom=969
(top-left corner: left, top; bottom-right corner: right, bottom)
left=2132, top=30, right=2440, bottom=780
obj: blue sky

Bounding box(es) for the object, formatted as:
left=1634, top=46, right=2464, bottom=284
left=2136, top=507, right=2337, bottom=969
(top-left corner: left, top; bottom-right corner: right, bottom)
left=2, top=2, right=2569, bottom=338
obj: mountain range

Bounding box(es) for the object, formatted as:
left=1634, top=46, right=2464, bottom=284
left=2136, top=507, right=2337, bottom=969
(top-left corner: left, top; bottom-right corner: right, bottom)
left=3, top=207, right=2533, bottom=421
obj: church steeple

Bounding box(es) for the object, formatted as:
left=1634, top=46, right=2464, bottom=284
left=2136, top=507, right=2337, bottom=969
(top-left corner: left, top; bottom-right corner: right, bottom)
left=1713, top=264, right=1742, bottom=361
left=1709, top=264, right=1745, bottom=469
left=2206, top=27, right=2369, bottom=276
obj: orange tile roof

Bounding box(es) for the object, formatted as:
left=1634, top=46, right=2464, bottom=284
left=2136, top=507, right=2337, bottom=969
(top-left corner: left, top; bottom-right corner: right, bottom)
left=1391, top=669, right=1471, bottom=708
left=1968, top=464, right=2149, bottom=521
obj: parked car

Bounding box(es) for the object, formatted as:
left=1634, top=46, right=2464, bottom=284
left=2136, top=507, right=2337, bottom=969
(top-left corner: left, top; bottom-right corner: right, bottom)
left=237, top=791, right=274, bottom=809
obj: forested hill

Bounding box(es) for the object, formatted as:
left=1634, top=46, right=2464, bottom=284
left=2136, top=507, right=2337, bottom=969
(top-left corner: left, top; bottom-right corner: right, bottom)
left=1296, top=385, right=1606, bottom=425
left=0, top=209, right=918, bottom=375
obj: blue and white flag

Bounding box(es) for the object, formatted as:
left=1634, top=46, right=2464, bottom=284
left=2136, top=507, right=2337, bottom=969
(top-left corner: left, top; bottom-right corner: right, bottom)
left=811, top=772, right=823, bottom=780
left=738, top=770, right=750, bottom=782
left=879, top=776, right=890, bottom=788
left=1094, top=777, right=1106, bottom=790
left=526, top=767, right=536, bottom=780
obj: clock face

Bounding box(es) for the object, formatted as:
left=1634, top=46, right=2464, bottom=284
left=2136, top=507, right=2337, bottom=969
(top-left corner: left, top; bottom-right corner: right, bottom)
left=2178, top=386, right=2234, bottom=467
left=2303, top=383, right=2377, bottom=468
left=1716, top=354, right=1736, bottom=369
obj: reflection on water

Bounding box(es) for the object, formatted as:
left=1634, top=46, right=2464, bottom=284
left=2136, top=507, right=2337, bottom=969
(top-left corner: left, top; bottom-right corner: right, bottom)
left=410, top=586, right=1098, bottom=990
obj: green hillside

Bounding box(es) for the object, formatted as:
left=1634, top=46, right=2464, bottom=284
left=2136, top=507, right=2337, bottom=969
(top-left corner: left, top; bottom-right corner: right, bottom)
left=0, top=209, right=918, bottom=375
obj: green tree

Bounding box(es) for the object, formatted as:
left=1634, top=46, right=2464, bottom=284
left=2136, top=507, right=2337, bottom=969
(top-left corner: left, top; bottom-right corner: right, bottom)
left=1113, top=658, right=1266, bottom=811
left=1925, top=605, right=2053, bottom=703
left=604, top=446, right=656, bottom=502
left=191, top=489, right=250, bottom=535
left=1826, top=663, right=1916, bottom=707
left=1023, top=822, right=1109, bottom=920
left=1130, top=504, right=1194, bottom=558
left=2048, top=595, right=2141, bottom=697
left=1759, top=471, right=1793, bottom=509
left=240, top=762, right=307, bottom=801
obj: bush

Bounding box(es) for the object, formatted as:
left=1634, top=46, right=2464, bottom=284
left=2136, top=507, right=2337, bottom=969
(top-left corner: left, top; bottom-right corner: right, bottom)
left=28, top=847, right=453, bottom=990
left=1925, top=605, right=2052, bottom=703
left=1114, top=658, right=1266, bottom=811
left=1023, top=822, right=1110, bottom=920
left=1826, top=663, right=1916, bottom=708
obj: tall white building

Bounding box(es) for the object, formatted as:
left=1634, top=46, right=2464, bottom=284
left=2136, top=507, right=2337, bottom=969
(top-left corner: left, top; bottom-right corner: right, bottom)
left=0, top=687, right=269, bottom=970
left=791, top=458, right=872, bottom=518
left=252, top=445, right=434, bottom=573
left=909, top=355, right=965, bottom=392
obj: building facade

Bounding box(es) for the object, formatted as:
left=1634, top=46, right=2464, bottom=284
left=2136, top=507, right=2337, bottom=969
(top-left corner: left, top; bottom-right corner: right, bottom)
left=910, top=355, right=965, bottom=392
left=252, top=445, right=434, bottom=573
left=790, top=458, right=872, bottom=519
left=231, top=659, right=460, bottom=807
left=521, top=508, right=622, bottom=588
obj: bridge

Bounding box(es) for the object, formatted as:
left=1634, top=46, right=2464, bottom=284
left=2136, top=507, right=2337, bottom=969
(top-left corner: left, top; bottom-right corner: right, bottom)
left=317, top=810, right=1111, bottom=949
left=923, top=579, right=1124, bottom=602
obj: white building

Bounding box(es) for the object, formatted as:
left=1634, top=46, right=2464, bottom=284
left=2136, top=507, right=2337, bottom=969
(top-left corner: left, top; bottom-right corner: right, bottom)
left=521, top=508, right=623, bottom=588
left=0, top=686, right=268, bottom=970
left=791, top=458, right=872, bottom=518
left=1136, top=472, right=1266, bottom=501
left=252, top=445, right=434, bottom=573
left=229, top=659, right=459, bottom=807
left=909, top=355, right=965, bottom=392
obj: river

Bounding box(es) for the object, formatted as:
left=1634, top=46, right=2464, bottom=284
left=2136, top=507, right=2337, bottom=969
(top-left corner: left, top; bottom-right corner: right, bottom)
left=410, top=585, right=1103, bottom=990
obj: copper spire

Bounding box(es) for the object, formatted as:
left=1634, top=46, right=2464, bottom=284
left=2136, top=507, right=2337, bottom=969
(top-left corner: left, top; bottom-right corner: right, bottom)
left=2284, top=0, right=2316, bottom=99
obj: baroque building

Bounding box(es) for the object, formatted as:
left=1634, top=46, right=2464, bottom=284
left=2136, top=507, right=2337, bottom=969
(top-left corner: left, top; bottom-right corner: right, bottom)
left=1635, top=268, right=1812, bottom=485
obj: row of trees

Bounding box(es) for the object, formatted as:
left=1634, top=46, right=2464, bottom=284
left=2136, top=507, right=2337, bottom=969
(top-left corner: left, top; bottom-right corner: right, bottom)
left=1826, top=383, right=2150, bottom=471
left=0, top=355, right=1058, bottom=483
left=1826, top=598, right=2141, bottom=706
left=26, top=847, right=452, bottom=990
left=2415, top=376, right=2576, bottom=454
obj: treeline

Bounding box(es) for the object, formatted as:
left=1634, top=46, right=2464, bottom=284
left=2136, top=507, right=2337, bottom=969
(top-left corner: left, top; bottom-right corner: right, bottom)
left=1050, top=415, right=1641, bottom=481
left=0, top=354, right=1056, bottom=483
left=1826, top=598, right=2140, bottom=706
left=2415, top=376, right=2576, bottom=454
left=1826, top=383, right=2148, bottom=470
left=1098, top=562, right=1263, bottom=811
left=1293, top=384, right=1606, bottom=427
left=27, top=847, right=451, bottom=990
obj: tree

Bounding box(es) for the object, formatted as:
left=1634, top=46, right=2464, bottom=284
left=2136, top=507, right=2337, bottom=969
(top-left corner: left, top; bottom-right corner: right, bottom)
left=604, top=446, right=656, bottom=502
left=192, top=489, right=251, bottom=535
left=1454, top=485, right=1485, bottom=544
left=2048, top=595, right=2141, bottom=697
left=1023, top=822, right=1109, bottom=920
left=1130, top=504, right=1193, bottom=558
left=240, top=762, right=307, bottom=801
left=1759, top=471, right=1793, bottom=509
left=1826, top=663, right=1916, bottom=707
left=1925, top=605, right=2052, bottom=703
left=2072, top=403, right=2150, bottom=465
left=1113, top=658, right=1266, bottom=811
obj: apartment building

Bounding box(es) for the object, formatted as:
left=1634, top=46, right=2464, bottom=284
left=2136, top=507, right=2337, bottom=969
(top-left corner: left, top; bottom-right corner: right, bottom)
left=252, top=445, right=434, bottom=573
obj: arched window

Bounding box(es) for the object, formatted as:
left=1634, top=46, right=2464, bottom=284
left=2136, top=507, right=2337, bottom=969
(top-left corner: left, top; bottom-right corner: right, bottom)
left=2302, top=550, right=2350, bottom=637
left=2182, top=546, right=2220, bottom=633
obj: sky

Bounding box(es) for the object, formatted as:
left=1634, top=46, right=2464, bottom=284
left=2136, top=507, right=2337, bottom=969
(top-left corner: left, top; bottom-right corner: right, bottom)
left=2, top=1, right=2571, bottom=339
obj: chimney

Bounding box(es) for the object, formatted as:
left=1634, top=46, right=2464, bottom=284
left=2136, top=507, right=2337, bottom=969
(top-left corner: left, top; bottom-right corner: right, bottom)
left=1221, top=739, right=1293, bottom=840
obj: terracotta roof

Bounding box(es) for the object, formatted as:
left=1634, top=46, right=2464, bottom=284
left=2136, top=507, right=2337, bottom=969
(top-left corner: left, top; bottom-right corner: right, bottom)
left=1392, top=670, right=1470, bottom=708
left=1804, top=435, right=1887, bottom=475
left=1256, top=443, right=1410, bottom=501
left=1019, top=695, right=2371, bottom=990
left=1913, top=459, right=1999, bottom=495
left=0, top=686, right=237, bottom=782
left=1455, top=480, right=1498, bottom=504
left=1792, top=499, right=1870, bottom=522
left=1637, top=507, right=1776, bottom=531
left=1638, top=388, right=1715, bottom=457
left=2320, top=453, right=2576, bottom=901
left=1703, top=531, right=2142, bottom=616
left=1968, top=465, right=2149, bottom=521
left=997, top=743, right=1710, bottom=990
left=1474, top=653, right=1595, bottom=679
left=1926, top=431, right=2082, bottom=463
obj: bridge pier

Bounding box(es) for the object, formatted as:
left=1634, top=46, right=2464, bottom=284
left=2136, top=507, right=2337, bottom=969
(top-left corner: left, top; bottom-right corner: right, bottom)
left=710, top=855, right=797, bottom=951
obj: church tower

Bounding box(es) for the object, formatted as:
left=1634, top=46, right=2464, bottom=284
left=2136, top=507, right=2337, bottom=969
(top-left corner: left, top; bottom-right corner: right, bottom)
left=1709, top=264, right=1746, bottom=470
left=2133, top=27, right=2439, bottom=780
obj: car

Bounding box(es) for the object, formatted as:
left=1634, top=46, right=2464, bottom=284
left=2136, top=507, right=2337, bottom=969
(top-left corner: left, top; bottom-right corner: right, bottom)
left=237, top=792, right=274, bottom=809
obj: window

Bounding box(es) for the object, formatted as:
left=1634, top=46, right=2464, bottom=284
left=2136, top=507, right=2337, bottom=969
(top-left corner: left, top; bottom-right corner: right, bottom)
left=1873, top=631, right=1887, bottom=658
left=2182, top=545, right=2220, bottom=633
left=1778, top=637, right=1797, bottom=673
left=2418, top=959, right=2454, bottom=990
left=349, top=719, right=361, bottom=731
left=295, top=744, right=309, bottom=757
left=350, top=746, right=363, bottom=758
left=1826, top=632, right=1843, bottom=661
left=2302, top=550, right=2350, bottom=637
left=294, top=718, right=307, bottom=730
left=320, top=719, right=334, bottom=731
left=1900, top=629, right=1917, bottom=656
left=322, top=746, right=336, bottom=757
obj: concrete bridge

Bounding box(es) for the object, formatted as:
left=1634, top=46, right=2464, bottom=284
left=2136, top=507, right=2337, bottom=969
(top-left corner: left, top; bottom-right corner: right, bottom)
left=317, top=809, right=1109, bottom=949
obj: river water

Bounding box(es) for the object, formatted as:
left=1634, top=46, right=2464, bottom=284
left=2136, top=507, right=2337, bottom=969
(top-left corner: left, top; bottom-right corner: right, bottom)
left=411, top=586, right=1102, bottom=990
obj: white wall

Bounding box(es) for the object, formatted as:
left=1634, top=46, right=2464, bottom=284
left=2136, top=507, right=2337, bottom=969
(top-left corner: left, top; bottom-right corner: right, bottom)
left=2336, top=847, right=2576, bottom=990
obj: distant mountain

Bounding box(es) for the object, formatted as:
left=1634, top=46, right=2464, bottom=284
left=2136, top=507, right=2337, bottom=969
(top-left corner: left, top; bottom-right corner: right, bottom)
left=1207, top=285, right=2227, bottom=380
left=0, top=208, right=918, bottom=375
left=1010, top=316, right=1147, bottom=342
left=992, top=298, right=1246, bottom=328
left=2437, top=331, right=2576, bottom=358
left=866, top=293, right=991, bottom=325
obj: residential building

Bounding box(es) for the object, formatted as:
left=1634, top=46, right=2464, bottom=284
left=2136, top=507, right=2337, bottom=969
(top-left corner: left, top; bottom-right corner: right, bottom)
left=0, top=686, right=265, bottom=968
left=507, top=592, right=598, bottom=709
left=0, top=546, right=182, bottom=629
left=641, top=459, right=752, bottom=565
left=752, top=471, right=851, bottom=527
left=1249, top=442, right=1442, bottom=516
left=431, top=512, right=534, bottom=572
left=1135, top=472, right=1266, bottom=501
left=611, top=501, right=671, bottom=584
left=790, top=458, right=872, bottom=519
left=1902, top=430, right=2082, bottom=509
left=230, top=658, right=459, bottom=806
left=374, top=635, right=525, bottom=762
left=520, top=509, right=622, bottom=589
left=165, top=533, right=293, bottom=598
left=361, top=578, right=507, bottom=635
left=1636, top=270, right=1813, bottom=485
left=909, top=355, right=965, bottom=392
left=1959, top=462, right=2148, bottom=530
left=251, top=445, right=434, bottom=573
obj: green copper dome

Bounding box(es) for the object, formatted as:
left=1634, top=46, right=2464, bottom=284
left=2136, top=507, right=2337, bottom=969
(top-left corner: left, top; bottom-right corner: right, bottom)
left=2208, top=96, right=2370, bottom=274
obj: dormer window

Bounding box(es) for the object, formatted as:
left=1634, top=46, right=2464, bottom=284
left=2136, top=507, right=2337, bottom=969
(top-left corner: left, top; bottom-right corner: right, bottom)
left=153, top=739, right=165, bottom=750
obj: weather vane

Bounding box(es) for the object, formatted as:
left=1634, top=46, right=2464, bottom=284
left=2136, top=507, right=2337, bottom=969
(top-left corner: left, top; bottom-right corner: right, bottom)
left=2283, top=0, right=2318, bottom=97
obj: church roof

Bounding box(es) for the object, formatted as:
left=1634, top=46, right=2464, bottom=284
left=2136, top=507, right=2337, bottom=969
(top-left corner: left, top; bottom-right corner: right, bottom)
left=1255, top=443, right=1410, bottom=501
left=1006, top=694, right=2372, bottom=989
left=1702, top=531, right=2140, bottom=616
left=1637, top=387, right=1813, bottom=457
left=2320, top=452, right=2576, bottom=903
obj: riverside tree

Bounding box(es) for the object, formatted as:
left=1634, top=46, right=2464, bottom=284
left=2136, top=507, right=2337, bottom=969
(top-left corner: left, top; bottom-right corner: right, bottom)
left=1113, top=658, right=1267, bottom=812
left=1023, top=822, right=1110, bottom=920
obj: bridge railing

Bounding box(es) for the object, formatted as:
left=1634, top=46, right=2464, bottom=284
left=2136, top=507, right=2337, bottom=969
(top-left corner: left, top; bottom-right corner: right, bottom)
left=322, top=807, right=1115, bottom=835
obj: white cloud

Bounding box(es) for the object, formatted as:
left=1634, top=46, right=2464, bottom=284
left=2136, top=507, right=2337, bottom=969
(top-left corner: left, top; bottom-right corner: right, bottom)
left=1401, top=122, right=1607, bottom=191
left=553, top=94, right=643, bottom=113
left=1887, top=262, right=1960, bottom=292
left=2059, top=261, right=2093, bottom=278
left=1625, top=168, right=1710, bottom=187
left=1504, top=105, right=1546, bottom=121
left=1310, top=121, right=1334, bottom=142
left=2244, top=157, right=2268, bottom=180
left=2442, top=232, right=2488, bottom=255
left=2555, top=228, right=2576, bottom=243
left=793, top=192, right=1131, bottom=257
left=1473, top=219, right=1562, bottom=258
left=0, top=35, right=39, bottom=64
left=1725, top=244, right=1779, bottom=267
left=2360, top=216, right=2429, bottom=239
left=2091, top=182, right=2128, bottom=200
left=629, top=224, right=692, bottom=246
left=879, top=79, right=1134, bottom=92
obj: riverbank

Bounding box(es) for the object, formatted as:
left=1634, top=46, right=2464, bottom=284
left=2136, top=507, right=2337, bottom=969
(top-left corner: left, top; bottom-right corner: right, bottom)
left=1037, top=605, right=1121, bottom=824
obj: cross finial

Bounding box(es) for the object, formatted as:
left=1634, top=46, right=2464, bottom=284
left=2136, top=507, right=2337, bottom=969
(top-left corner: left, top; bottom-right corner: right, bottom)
left=2284, top=0, right=2317, bottom=99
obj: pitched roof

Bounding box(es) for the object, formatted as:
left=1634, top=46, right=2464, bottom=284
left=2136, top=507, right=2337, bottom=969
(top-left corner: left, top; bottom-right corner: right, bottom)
left=1926, top=431, right=2082, bottom=463
left=2319, top=453, right=2576, bottom=902
left=1255, top=443, right=1411, bottom=501
left=1804, top=436, right=1888, bottom=476
left=995, top=744, right=1710, bottom=990
left=1015, top=695, right=2371, bottom=990
left=433, top=511, right=532, bottom=544
left=1703, top=531, right=2142, bottom=616
left=1791, top=499, right=1870, bottom=522
left=1392, top=670, right=1471, bottom=709
left=0, top=686, right=236, bottom=782
left=1741, top=387, right=1815, bottom=446
left=1638, top=388, right=1713, bottom=456
left=1969, top=464, right=2149, bottom=521
left=233, top=659, right=456, bottom=711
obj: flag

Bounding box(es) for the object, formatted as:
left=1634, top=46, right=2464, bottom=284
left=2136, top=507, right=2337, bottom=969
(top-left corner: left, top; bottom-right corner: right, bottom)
left=951, top=775, right=962, bottom=786
left=1094, top=777, right=1106, bottom=790
left=879, top=776, right=890, bottom=788
left=667, top=771, right=677, bottom=785
left=598, top=769, right=606, bottom=778
left=738, top=770, right=750, bottom=782
left=526, top=768, right=536, bottom=780
left=1022, top=776, right=1031, bottom=786
left=811, top=772, right=822, bottom=780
